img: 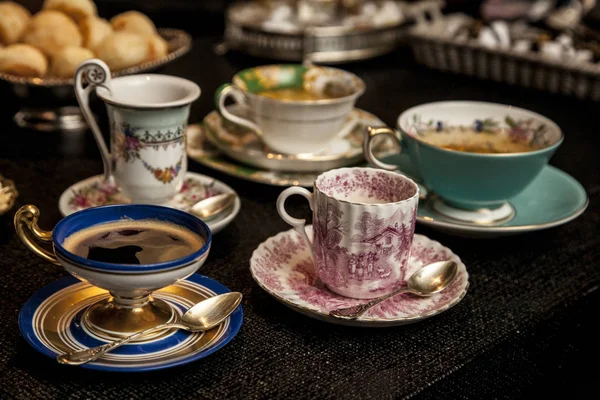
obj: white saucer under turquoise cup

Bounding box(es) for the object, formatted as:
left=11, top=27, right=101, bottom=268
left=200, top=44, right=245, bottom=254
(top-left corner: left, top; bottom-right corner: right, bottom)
left=365, top=101, right=563, bottom=212
left=377, top=153, right=588, bottom=237
left=363, top=101, right=587, bottom=236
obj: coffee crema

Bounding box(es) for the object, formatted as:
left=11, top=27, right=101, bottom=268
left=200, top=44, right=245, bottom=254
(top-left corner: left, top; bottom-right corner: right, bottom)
left=62, top=219, right=205, bottom=265
left=418, top=127, right=541, bottom=154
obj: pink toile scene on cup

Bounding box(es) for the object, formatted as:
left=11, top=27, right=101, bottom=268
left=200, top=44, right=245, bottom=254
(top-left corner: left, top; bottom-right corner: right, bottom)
left=277, top=167, right=420, bottom=299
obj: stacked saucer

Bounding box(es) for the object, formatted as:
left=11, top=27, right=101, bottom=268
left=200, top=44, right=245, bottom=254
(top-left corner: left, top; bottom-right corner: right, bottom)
left=187, top=105, right=397, bottom=187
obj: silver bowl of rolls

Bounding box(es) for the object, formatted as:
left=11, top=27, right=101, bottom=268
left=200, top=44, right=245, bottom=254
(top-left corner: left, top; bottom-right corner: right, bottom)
left=0, top=0, right=192, bottom=132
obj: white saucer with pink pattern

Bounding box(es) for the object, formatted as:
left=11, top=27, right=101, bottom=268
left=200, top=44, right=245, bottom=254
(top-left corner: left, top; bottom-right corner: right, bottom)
left=58, top=172, right=241, bottom=234
left=250, top=225, right=469, bottom=327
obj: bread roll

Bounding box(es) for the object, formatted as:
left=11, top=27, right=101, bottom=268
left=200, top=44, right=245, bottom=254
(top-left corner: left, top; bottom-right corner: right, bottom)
left=22, top=10, right=82, bottom=57
left=0, top=43, right=47, bottom=76
left=42, top=0, right=96, bottom=21
left=147, top=34, right=168, bottom=60
left=79, top=16, right=111, bottom=49
left=110, top=10, right=156, bottom=36
left=0, top=2, right=31, bottom=45
left=50, top=45, right=93, bottom=77
left=95, top=31, right=149, bottom=70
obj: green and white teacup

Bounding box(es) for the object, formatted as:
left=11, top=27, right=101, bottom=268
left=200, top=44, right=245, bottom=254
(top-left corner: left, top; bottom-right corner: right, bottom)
left=364, top=101, right=563, bottom=217
left=75, top=59, right=200, bottom=204
left=215, top=64, right=365, bottom=155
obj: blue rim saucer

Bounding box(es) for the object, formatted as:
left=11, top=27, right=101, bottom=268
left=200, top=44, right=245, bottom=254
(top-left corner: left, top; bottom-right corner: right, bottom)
left=383, top=154, right=589, bottom=238
left=19, top=274, right=243, bottom=372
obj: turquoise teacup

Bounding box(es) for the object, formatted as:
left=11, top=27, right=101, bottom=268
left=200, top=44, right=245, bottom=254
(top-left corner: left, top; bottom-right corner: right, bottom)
left=364, top=101, right=563, bottom=214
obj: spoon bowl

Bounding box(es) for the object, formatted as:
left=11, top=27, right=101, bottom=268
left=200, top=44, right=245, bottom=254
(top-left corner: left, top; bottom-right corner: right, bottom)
left=406, top=260, right=459, bottom=296
left=57, top=291, right=243, bottom=366
left=181, top=291, right=242, bottom=330
left=329, top=260, right=458, bottom=320
left=190, top=193, right=236, bottom=221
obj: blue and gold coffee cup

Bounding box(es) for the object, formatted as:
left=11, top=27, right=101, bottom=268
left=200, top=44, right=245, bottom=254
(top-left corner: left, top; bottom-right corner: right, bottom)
left=14, top=204, right=211, bottom=341
left=364, top=101, right=563, bottom=215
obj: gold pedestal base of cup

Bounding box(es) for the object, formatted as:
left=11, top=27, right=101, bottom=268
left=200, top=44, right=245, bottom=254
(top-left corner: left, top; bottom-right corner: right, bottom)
left=82, top=295, right=177, bottom=342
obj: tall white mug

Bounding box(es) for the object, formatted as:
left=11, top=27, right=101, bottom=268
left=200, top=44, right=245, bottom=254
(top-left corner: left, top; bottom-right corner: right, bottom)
left=74, top=59, right=201, bottom=204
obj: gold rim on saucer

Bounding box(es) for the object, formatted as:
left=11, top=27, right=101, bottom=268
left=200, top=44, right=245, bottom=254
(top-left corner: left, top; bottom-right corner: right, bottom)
left=202, top=106, right=396, bottom=173
left=19, top=274, right=242, bottom=371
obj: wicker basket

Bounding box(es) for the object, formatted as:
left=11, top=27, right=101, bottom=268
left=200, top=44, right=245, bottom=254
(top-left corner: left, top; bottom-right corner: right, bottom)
left=407, top=5, right=600, bottom=101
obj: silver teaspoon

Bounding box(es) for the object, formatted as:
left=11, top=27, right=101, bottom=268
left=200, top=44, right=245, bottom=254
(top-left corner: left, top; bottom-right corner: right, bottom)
left=190, top=193, right=236, bottom=221
left=329, top=260, right=458, bottom=320
left=57, top=292, right=243, bottom=366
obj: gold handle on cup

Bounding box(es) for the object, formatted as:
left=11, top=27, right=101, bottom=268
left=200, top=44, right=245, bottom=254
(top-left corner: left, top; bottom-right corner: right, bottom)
left=14, top=205, right=60, bottom=265
left=364, top=126, right=403, bottom=171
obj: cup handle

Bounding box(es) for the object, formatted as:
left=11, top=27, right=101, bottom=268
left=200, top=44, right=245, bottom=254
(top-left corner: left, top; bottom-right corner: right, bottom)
left=276, top=187, right=315, bottom=259
left=364, top=126, right=405, bottom=171
left=74, top=59, right=113, bottom=182
left=14, top=205, right=60, bottom=266
left=215, top=83, right=263, bottom=138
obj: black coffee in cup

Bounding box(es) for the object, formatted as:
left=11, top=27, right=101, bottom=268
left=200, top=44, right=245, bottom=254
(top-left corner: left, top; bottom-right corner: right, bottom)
left=62, top=219, right=205, bottom=265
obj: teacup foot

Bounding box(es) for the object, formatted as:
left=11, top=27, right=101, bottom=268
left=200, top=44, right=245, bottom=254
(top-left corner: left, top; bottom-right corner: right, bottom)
left=81, top=295, right=178, bottom=342
left=431, top=197, right=516, bottom=225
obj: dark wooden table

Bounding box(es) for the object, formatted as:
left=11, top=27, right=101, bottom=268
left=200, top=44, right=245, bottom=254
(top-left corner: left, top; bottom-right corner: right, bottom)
left=0, top=33, right=598, bottom=399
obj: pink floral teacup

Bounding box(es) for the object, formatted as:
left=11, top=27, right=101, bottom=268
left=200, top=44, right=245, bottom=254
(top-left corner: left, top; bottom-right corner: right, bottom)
left=276, top=167, right=419, bottom=299
left=75, top=59, right=201, bottom=204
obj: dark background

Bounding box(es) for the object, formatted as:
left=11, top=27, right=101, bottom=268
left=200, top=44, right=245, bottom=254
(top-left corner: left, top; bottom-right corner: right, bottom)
left=1, top=1, right=599, bottom=399
left=15, top=0, right=600, bottom=36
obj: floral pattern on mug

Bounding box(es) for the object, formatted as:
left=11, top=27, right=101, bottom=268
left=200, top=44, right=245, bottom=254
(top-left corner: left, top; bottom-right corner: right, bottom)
left=114, top=123, right=186, bottom=162
left=113, top=124, right=141, bottom=162
left=142, top=156, right=184, bottom=184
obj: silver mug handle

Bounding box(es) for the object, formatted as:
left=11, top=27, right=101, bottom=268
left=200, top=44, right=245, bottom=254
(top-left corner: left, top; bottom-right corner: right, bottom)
left=276, top=186, right=315, bottom=260
left=74, top=58, right=113, bottom=182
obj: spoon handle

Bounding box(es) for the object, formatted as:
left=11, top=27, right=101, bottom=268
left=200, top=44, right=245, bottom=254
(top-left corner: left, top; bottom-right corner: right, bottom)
left=56, top=322, right=181, bottom=366
left=329, top=287, right=414, bottom=320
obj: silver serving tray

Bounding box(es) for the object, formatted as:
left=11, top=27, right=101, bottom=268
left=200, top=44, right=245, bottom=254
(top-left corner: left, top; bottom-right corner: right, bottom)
left=221, top=3, right=412, bottom=63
